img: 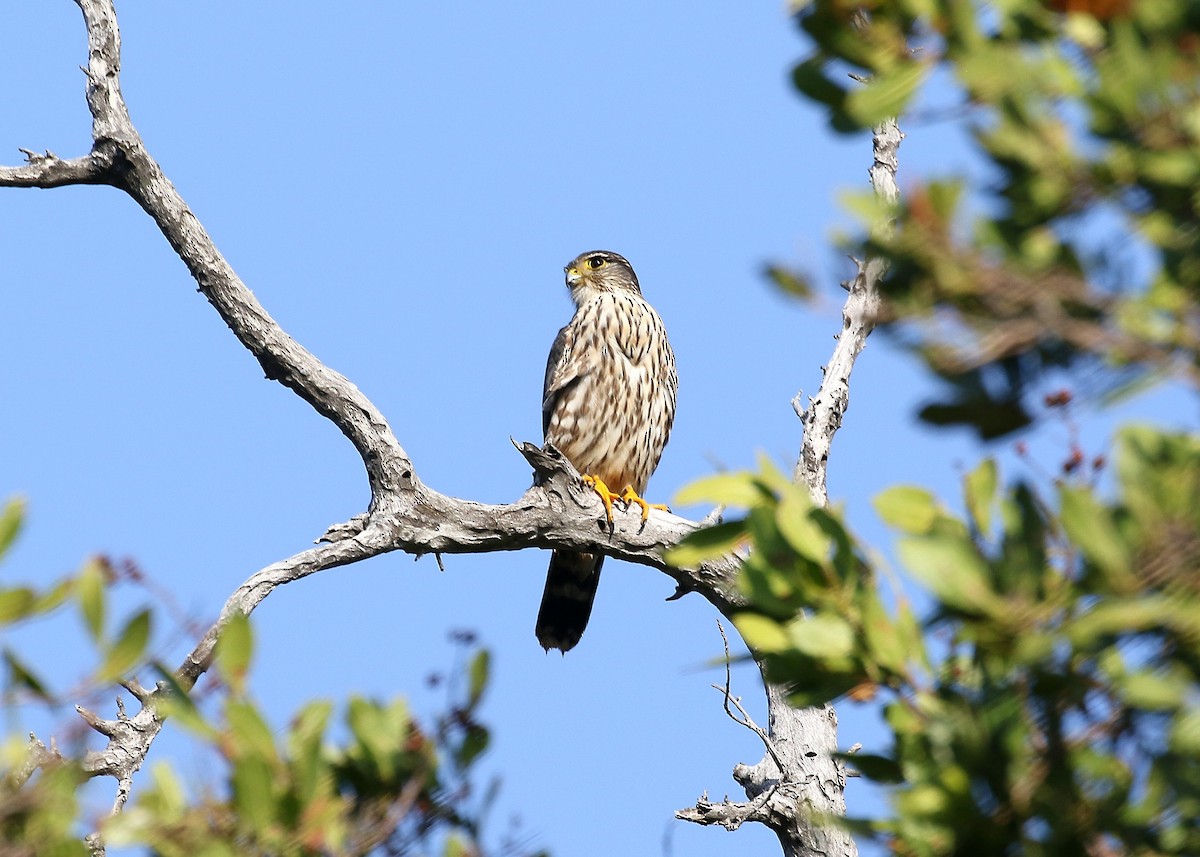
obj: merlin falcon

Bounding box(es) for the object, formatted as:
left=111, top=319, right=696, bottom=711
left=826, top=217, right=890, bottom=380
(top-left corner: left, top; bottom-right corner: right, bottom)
left=535, top=250, right=678, bottom=653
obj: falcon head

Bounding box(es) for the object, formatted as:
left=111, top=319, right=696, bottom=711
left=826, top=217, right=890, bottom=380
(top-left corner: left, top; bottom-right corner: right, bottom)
left=564, top=250, right=642, bottom=304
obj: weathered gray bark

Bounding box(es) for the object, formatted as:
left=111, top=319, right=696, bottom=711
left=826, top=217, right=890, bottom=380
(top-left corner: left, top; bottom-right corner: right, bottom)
left=675, top=115, right=901, bottom=856
left=1, top=2, right=899, bottom=855
left=796, top=118, right=902, bottom=499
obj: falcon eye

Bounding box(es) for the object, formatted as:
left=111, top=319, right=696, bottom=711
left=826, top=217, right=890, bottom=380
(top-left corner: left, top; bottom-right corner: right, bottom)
left=586, top=257, right=605, bottom=269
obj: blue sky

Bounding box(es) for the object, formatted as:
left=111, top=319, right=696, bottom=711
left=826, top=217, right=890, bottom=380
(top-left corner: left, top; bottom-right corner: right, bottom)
left=2, top=3, right=1192, bottom=856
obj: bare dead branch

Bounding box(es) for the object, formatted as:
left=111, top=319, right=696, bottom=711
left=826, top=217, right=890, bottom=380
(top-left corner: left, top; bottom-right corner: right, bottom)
left=675, top=792, right=776, bottom=831
left=0, top=1, right=753, bottom=830
left=677, top=621, right=791, bottom=833
left=0, top=0, right=417, bottom=507
left=0, top=146, right=118, bottom=187
left=794, top=117, right=901, bottom=503
left=67, top=445, right=744, bottom=821
left=693, top=89, right=903, bottom=857
left=4, top=6, right=883, bottom=857
left=10, top=734, right=63, bottom=789
left=712, top=620, right=785, bottom=774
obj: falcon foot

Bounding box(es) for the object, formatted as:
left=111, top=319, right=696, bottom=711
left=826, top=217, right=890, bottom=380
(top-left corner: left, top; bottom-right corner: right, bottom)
left=581, top=474, right=623, bottom=524
left=619, top=486, right=670, bottom=522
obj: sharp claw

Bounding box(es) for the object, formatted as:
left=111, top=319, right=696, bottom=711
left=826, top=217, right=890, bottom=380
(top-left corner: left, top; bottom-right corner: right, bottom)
left=582, top=474, right=618, bottom=524
left=582, top=478, right=667, bottom=525
left=618, top=487, right=668, bottom=522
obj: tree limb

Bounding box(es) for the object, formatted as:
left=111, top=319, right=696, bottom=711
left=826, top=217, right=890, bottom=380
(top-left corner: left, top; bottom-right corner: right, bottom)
left=1, top=0, right=752, bottom=832
left=795, top=116, right=901, bottom=501
left=0, top=147, right=117, bottom=187
left=3, top=5, right=896, bottom=857
left=1, top=0, right=416, bottom=507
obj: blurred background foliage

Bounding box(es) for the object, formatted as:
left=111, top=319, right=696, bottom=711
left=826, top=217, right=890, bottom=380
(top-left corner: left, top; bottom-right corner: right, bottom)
left=675, top=426, right=1200, bottom=855
left=0, top=495, right=538, bottom=857
left=673, top=0, right=1200, bottom=854
left=791, top=0, right=1199, bottom=437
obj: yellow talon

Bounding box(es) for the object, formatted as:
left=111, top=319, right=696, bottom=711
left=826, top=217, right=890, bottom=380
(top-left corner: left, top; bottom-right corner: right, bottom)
left=619, top=486, right=670, bottom=522
left=581, top=474, right=622, bottom=524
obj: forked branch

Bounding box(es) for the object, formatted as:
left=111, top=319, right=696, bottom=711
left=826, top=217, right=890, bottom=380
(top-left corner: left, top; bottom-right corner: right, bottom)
left=677, top=95, right=903, bottom=857
left=2, top=4, right=894, bottom=857
left=0, top=0, right=745, bottom=829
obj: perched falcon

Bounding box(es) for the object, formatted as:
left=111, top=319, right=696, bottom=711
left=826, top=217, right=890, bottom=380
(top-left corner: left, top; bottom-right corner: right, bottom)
left=535, top=250, right=678, bottom=653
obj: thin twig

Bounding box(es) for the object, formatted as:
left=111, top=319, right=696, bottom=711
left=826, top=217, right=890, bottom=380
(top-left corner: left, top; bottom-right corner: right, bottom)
left=713, top=621, right=786, bottom=774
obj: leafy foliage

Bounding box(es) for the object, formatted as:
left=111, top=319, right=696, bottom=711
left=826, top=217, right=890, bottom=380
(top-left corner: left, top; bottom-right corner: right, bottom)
left=0, top=501, right=543, bottom=857
left=677, top=427, right=1200, bottom=855
left=733, top=15, right=1200, bottom=847
left=793, top=0, right=1200, bottom=437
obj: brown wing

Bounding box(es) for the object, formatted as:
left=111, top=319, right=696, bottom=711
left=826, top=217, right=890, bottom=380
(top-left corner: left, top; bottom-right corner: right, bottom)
left=542, top=323, right=576, bottom=437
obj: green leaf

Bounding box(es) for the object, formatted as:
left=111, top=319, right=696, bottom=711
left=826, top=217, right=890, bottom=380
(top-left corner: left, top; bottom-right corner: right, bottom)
left=456, top=723, right=490, bottom=770
left=77, top=558, right=107, bottom=642
left=874, top=486, right=940, bottom=535
left=227, top=699, right=281, bottom=766
left=1170, top=708, right=1200, bottom=755
left=214, top=611, right=254, bottom=692
left=733, top=612, right=792, bottom=655
left=468, top=648, right=490, bottom=709
left=840, top=187, right=903, bottom=232
left=0, top=496, right=24, bottom=559
left=347, top=697, right=398, bottom=781
left=99, top=609, right=151, bottom=681
left=1114, top=669, right=1186, bottom=711
left=898, top=534, right=1000, bottom=617
left=290, top=700, right=334, bottom=749
left=845, top=62, right=927, bottom=128
left=782, top=666, right=865, bottom=708
left=776, top=489, right=830, bottom=561
left=1138, top=149, right=1200, bottom=187
left=150, top=762, right=186, bottom=816
left=288, top=701, right=334, bottom=804
left=1058, top=485, right=1134, bottom=589
left=232, top=755, right=277, bottom=832
left=665, top=520, right=747, bottom=567
left=895, top=599, right=928, bottom=671
left=674, top=472, right=765, bottom=508
left=32, top=577, right=75, bottom=615
left=787, top=613, right=856, bottom=659
left=150, top=662, right=216, bottom=738
left=1068, top=597, right=1174, bottom=645
left=841, top=752, right=904, bottom=783
left=754, top=452, right=797, bottom=496
left=444, top=834, right=471, bottom=857
left=862, top=590, right=905, bottom=676
left=765, top=264, right=814, bottom=300
left=964, top=458, right=997, bottom=537
left=919, top=396, right=1031, bottom=439
left=381, top=696, right=412, bottom=737
left=0, top=587, right=35, bottom=625
left=792, top=57, right=846, bottom=108
left=3, top=648, right=53, bottom=702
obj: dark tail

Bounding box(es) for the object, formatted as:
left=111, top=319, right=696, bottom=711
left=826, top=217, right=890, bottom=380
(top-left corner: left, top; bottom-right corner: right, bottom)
left=535, top=550, right=604, bottom=653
